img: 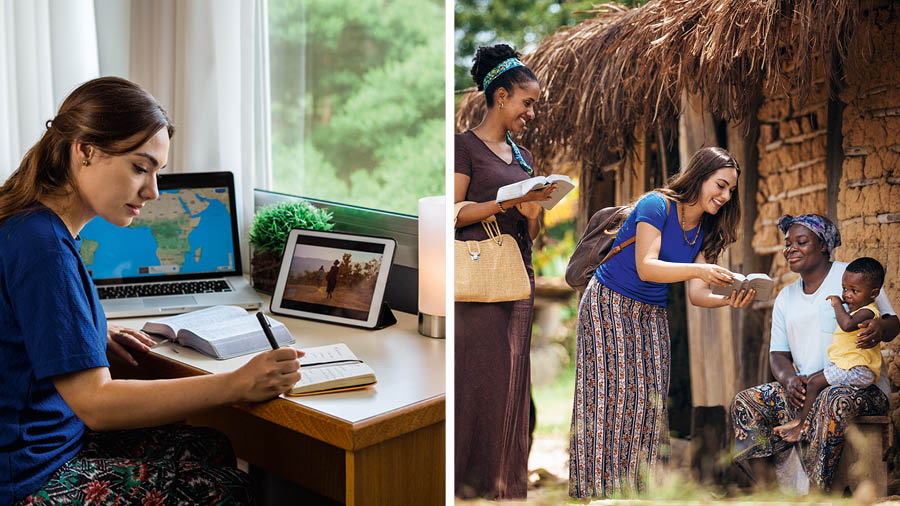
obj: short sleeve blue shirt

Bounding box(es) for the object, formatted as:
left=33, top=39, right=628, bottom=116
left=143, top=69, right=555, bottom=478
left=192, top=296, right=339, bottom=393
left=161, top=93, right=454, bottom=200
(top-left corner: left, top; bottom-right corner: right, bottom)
left=0, top=209, right=108, bottom=503
left=595, top=192, right=705, bottom=306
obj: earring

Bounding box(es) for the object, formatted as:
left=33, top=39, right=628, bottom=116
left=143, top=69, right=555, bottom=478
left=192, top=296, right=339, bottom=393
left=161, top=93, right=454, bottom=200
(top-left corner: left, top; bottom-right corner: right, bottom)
left=82, top=160, right=89, bottom=166
left=500, top=102, right=504, bottom=109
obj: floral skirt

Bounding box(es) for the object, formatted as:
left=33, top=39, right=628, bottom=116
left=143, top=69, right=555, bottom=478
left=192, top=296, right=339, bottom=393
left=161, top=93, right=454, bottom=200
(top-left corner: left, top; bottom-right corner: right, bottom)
left=731, top=381, right=887, bottom=489
left=15, top=424, right=254, bottom=505
left=569, top=280, right=671, bottom=498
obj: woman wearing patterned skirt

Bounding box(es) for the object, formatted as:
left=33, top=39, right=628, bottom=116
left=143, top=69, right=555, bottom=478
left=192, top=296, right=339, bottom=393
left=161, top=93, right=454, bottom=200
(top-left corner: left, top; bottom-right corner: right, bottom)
left=569, top=147, right=756, bottom=498
left=731, top=215, right=899, bottom=491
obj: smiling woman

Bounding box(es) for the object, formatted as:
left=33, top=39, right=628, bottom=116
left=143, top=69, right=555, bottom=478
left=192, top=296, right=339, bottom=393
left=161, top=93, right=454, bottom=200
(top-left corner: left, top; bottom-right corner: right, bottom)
left=0, top=77, right=303, bottom=505
left=568, top=147, right=757, bottom=499
left=454, top=44, right=553, bottom=501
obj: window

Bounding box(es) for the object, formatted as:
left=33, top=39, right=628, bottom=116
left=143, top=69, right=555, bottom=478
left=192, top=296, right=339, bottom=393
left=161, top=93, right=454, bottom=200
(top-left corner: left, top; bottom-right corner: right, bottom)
left=268, top=0, right=445, bottom=216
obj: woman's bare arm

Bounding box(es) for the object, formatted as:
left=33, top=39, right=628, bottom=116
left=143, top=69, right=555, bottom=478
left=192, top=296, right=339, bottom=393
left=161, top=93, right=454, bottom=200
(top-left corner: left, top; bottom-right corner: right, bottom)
left=633, top=222, right=734, bottom=286
left=52, top=348, right=301, bottom=431
left=687, top=252, right=755, bottom=308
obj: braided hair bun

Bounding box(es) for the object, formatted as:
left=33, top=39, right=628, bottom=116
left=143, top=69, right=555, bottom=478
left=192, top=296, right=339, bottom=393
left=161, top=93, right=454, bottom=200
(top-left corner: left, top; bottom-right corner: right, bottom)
left=470, top=44, right=537, bottom=107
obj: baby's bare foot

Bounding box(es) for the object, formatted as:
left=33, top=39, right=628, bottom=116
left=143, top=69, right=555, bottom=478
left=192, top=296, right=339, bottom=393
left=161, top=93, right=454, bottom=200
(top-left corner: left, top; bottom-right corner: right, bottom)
left=781, top=423, right=804, bottom=443
left=773, top=419, right=801, bottom=436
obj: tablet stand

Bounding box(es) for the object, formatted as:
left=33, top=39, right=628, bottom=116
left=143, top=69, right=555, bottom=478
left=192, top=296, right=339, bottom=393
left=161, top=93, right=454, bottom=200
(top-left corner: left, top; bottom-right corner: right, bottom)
left=371, top=301, right=397, bottom=330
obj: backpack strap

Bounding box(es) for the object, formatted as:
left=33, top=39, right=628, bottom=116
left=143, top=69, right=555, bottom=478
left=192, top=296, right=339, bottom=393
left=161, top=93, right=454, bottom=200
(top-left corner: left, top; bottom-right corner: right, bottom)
left=598, top=195, right=671, bottom=266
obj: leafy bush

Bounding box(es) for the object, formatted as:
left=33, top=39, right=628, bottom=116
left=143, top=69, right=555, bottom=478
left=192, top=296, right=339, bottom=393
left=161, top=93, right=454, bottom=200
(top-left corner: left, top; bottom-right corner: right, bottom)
left=249, top=201, right=334, bottom=253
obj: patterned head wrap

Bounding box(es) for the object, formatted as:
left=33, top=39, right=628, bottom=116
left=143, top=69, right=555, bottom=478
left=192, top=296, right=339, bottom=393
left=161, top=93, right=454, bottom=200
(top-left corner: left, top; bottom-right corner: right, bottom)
left=777, top=214, right=841, bottom=257
left=482, top=58, right=525, bottom=91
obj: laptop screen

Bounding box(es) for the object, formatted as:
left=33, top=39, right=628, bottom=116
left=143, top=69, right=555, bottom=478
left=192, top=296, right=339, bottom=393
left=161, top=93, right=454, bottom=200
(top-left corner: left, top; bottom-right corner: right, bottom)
left=79, top=172, right=242, bottom=284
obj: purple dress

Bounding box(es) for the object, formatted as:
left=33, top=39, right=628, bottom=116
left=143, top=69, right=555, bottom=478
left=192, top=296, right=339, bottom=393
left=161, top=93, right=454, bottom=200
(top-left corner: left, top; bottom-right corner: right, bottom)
left=454, top=130, right=535, bottom=500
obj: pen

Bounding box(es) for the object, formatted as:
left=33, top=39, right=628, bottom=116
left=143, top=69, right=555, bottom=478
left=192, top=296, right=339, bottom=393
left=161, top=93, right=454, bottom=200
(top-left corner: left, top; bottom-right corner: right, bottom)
left=256, top=312, right=280, bottom=350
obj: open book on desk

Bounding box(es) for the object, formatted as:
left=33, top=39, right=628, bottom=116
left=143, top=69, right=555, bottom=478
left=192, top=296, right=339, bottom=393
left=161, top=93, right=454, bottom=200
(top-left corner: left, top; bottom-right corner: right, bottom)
left=142, top=305, right=294, bottom=359
left=496, top=174, right=574, bottom=210
left=291, top=343, right=377, bottom=396
left=711, top=273, right=775, bottom=302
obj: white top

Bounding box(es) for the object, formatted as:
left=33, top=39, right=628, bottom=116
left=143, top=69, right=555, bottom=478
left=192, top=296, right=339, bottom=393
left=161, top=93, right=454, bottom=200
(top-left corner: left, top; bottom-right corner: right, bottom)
left=770, top=261, right=895, bottom=394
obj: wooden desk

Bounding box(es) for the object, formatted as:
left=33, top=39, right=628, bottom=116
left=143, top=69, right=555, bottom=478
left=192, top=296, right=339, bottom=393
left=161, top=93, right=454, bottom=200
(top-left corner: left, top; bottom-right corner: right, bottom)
left=109, top=304, right=445, bottom=505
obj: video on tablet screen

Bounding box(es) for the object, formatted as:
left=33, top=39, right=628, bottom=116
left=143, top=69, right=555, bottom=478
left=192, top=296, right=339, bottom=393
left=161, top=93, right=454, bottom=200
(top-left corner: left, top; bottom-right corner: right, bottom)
left=280, top=236, right=385, bottom=321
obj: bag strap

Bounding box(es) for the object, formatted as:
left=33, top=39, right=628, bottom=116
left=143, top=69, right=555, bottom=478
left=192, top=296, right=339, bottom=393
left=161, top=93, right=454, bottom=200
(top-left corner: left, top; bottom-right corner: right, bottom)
left=481, top=217, right=502, bottom=244
left=598, top=196, right=671, bottom=266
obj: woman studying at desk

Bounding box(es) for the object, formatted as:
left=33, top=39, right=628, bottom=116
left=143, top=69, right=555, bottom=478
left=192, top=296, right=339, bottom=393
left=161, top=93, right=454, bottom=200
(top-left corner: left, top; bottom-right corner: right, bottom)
left=1, top=77, right=302, bottom=505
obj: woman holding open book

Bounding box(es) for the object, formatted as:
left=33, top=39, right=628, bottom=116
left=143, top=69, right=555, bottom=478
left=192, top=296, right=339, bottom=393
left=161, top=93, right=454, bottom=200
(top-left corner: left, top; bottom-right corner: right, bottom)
left=569, top=147, right=757, bottom=498
left=0, top=77, right=302, bottom=505
left=454, top=44, right=556, bottom=500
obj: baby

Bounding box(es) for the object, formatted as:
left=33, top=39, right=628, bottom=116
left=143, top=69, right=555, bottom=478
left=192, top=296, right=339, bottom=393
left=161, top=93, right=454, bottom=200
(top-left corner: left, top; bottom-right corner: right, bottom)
left=774, top=257, right=884, bottom=443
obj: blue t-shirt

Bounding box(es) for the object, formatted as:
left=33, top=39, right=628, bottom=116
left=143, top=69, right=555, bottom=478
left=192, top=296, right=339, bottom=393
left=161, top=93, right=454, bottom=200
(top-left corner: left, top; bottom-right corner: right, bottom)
left=0, top=209, right=108, bottom=503
left=595, top=192, right=705, bottom=306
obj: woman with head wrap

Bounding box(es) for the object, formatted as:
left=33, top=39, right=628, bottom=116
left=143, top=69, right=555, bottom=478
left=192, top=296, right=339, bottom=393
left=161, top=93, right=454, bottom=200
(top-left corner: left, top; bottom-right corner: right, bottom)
left=731, top=214, right=900, bottom=491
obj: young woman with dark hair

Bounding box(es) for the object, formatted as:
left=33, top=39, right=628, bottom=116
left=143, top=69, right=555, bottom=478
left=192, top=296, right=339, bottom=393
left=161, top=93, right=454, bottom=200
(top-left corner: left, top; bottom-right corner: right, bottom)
left=1, top=77, right=302, bottom=505
left=454, top=44, right=555, bottom=500
left=569, top=146, right=757, bottom=498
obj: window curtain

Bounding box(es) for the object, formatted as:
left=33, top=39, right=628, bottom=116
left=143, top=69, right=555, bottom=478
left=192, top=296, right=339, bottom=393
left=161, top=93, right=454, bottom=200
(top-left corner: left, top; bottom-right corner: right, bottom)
left=0, top=0, right=100, bottom=179
left=128, top=0, right=271, bottom=268
left=0, top=0, right=271, bottom=268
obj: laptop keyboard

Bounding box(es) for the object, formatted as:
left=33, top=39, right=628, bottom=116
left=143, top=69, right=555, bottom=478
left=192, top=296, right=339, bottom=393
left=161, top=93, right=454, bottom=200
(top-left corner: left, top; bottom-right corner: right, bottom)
left=96, top=280, right=232, bottom=299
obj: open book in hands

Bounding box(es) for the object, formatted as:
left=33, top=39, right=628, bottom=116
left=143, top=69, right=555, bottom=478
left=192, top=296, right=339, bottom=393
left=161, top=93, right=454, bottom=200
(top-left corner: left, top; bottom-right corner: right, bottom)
left=496, top=174, right=575, bottom=210
left=290, top=343, right=377, bottom=396
left=711, top=273, right=775, bottom=302
left=142, top=305, right=294, bottom=360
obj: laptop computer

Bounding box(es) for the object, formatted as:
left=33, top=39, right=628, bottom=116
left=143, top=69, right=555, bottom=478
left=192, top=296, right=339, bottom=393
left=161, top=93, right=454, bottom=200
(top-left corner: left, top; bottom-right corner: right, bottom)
left=79, top=171, right=263, bottom=318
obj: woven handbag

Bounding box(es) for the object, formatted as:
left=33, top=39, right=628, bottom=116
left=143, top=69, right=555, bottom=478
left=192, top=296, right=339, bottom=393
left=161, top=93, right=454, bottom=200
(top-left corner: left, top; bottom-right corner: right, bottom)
left=454, top=201, right=531, bottom=303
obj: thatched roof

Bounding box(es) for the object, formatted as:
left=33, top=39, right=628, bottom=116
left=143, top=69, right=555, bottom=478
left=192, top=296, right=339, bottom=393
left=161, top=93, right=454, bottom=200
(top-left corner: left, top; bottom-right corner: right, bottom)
left=456, top=0, right=874, bottom=173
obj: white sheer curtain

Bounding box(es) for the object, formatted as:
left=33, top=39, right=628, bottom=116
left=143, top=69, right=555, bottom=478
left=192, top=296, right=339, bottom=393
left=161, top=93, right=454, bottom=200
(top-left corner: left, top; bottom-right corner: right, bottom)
left=0, top=0, right=270, bottom=267
left=0, top=0, right=100, bottom=179
left=128, top=0, right=271, bottom=269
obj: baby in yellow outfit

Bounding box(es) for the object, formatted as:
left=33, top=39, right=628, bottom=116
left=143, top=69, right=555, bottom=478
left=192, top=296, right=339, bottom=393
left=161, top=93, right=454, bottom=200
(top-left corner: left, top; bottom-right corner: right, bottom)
left=774, top=257, right=884, bottom=443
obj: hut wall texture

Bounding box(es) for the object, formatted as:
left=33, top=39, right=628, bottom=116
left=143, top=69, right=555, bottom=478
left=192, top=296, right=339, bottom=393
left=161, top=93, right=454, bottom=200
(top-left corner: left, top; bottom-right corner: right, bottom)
left=838, top=7, right=900, bottom=484
left=752, top=61, right=829, bottom=292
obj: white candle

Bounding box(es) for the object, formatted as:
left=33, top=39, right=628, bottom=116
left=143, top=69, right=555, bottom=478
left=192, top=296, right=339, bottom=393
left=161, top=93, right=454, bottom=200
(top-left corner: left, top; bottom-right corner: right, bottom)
left=417, top=196, right=446, bottom=317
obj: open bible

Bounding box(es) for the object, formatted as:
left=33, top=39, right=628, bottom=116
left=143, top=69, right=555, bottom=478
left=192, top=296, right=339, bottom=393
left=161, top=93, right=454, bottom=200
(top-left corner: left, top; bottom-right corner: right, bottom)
left=711, top=273, right=775, bottom=302
left=142, top=305, right=294, bottom=360
left=496, top=174, right=575, bottom=210
left=290, top=343, right=377, bottom=396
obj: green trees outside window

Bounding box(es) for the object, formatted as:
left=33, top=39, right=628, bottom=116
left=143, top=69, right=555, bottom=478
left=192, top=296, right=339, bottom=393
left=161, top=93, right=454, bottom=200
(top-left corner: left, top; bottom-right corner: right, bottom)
left=269, top=0, right=445, bottom=216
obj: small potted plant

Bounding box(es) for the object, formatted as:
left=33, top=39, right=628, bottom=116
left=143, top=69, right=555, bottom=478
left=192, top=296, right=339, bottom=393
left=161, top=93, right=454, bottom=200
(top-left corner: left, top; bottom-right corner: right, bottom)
left=249, top=200, right=334, bottom=293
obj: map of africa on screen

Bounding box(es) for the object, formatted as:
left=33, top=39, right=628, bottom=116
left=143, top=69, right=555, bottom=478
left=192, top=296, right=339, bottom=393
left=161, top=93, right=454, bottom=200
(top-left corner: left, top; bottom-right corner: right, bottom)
left=79, top=188, right=236, bottom=280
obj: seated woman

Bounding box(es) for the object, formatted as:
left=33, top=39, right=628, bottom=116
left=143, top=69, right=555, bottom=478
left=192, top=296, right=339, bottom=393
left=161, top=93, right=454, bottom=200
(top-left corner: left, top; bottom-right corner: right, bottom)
left=731, top=214, right=899, bottom=491
left=1, top=77, right=303, bottom=505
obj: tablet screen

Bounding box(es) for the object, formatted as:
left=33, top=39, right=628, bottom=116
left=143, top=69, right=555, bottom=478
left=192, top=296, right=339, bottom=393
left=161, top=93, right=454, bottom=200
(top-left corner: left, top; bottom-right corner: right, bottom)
left=279, top=234, right=386, bottom=321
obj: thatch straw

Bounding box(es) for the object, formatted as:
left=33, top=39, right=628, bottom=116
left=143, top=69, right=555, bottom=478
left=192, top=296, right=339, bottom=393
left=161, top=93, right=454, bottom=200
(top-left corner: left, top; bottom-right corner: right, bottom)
left=456, top=0, right=874, bottom=173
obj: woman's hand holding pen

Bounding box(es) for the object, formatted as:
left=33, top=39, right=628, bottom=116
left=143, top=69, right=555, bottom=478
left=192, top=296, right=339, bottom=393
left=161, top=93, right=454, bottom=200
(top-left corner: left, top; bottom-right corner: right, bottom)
left=107, top=323, right=156, bottom=366
left=231, top=347, right=305, bottom=402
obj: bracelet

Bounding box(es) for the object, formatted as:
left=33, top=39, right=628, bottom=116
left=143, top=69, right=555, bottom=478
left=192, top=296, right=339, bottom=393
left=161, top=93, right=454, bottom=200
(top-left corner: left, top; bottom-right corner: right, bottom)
left=497, top=200, right=506, bottom=213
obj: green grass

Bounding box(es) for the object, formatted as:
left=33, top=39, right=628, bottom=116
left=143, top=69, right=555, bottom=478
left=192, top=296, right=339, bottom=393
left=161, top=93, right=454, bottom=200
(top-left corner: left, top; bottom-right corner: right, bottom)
left=533, top=362, right=576, bottom=439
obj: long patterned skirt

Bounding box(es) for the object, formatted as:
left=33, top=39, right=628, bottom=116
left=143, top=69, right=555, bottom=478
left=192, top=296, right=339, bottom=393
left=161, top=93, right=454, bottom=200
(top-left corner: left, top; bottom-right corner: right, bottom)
left=731, top=381, right=887, bottom=489
left=15, top=424, right=254, bottom=505
left=569, top=280, right=671, bottom=498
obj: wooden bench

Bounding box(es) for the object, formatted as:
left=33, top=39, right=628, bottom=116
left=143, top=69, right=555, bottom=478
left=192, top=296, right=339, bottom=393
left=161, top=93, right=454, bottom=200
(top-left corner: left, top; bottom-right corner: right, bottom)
left=831, top=415, right=891, bottom=496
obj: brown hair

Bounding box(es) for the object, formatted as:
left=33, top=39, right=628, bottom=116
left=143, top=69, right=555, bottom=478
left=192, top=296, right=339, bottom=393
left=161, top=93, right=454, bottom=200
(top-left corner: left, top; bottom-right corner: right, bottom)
left=0, top=77, right=174, bottom=225
left=654, top=146, right=741, bottom=263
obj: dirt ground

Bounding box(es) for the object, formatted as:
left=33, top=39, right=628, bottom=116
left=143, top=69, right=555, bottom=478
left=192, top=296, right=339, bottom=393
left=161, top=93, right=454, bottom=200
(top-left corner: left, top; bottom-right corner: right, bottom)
left=283, top=281, right=374, bottom=312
